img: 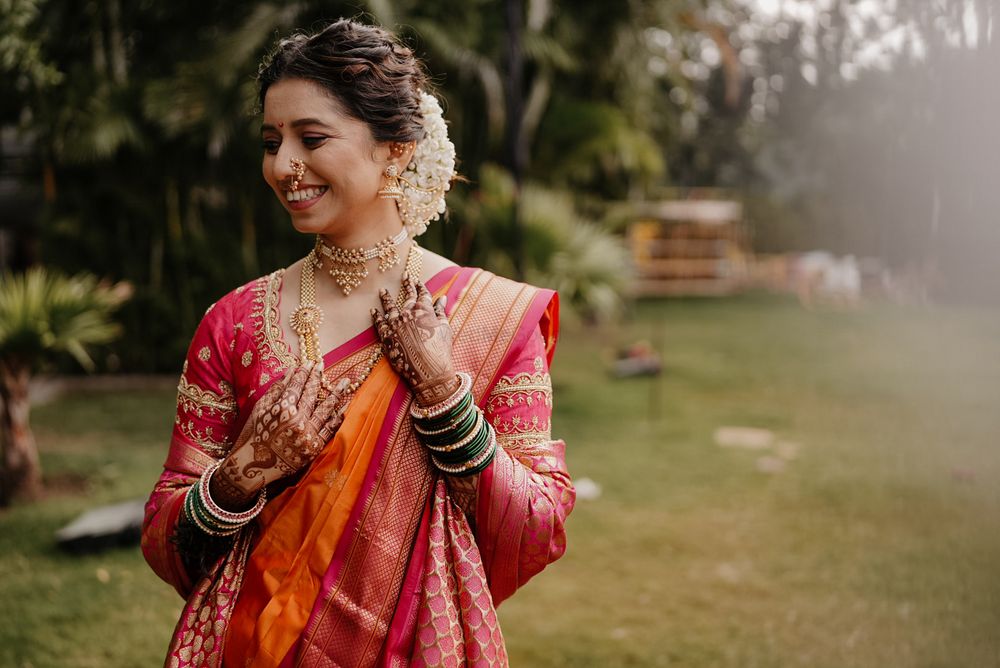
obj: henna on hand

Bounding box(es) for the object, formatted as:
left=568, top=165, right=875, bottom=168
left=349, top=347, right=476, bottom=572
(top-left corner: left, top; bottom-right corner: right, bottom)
left=208, top=362, right=352, bottom=511
left=371, top=277, right=458, bottom=406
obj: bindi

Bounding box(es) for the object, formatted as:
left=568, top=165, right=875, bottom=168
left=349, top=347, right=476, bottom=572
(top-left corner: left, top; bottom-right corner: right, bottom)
left=278, top=121, right=284, bottom=128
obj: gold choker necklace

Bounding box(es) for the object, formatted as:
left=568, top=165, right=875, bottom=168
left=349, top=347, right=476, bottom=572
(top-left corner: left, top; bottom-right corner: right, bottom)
left=291, top=241, right=423, bottom=394
left=315, top=229, right=409, bottom=296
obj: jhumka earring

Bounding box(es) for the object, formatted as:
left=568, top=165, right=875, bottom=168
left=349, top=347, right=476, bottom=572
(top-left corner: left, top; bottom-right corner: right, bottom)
left=377, top=164, right=404, bottom=200
left=289, top=158, right=306, bottom=191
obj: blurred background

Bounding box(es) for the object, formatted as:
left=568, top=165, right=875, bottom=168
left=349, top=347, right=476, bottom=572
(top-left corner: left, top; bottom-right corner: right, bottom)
left=1, top=0, right=998, bottom=666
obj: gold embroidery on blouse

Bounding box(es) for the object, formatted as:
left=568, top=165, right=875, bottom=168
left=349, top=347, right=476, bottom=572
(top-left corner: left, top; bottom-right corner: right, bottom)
left=177, top=417, right=232, bottom=458
left=260, top=372, right=271, bottom=386
left=198, top=346, right=212, bottom=361
left=177, top=375, right=237, bottom=421
left=487, top=356, right=553, bottom=450
left=241, top=350, right=253, bottom=367
left=487, top=357, right=552, bottom=408
left=496, top=430, right=551, bottom=449
left=250, top=270, right=297, bottom=370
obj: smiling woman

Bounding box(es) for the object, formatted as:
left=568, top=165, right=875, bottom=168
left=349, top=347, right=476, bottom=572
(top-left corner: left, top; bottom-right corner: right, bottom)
left=139, top=17, right=575, bottom=668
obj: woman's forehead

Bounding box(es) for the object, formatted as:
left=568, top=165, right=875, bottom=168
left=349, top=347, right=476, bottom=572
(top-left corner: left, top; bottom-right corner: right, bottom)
left=262, top=78, right=351, bottom=122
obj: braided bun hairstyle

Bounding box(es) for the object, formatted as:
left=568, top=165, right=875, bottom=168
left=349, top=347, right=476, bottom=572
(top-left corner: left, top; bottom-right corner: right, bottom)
left=258, top=18, right=428, bottom=144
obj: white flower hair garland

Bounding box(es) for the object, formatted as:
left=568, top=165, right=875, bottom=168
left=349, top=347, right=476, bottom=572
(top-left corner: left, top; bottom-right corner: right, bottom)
left=397, top=91, right=456, bottom=237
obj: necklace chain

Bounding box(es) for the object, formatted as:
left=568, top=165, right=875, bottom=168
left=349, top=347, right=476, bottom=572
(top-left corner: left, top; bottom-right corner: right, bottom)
left=290, top=240, right=423, bottom=397
left=315, top=229, right=409, bottom=296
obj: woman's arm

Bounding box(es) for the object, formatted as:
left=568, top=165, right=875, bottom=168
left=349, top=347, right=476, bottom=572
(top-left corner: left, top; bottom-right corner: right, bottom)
left=461, top=325, right=575, bottom=605
left=141, top=298, right=240, bottom=595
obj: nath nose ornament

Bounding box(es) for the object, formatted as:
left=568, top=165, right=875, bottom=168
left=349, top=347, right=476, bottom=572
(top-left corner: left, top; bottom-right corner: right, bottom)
left=289, top=158, right=306, bottom=191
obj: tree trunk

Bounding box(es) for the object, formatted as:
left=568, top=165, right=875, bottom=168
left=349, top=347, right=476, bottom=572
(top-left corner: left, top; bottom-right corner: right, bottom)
left=504, top=0, right=526, bottom=281
left=0, top=359, right=42, bottom=505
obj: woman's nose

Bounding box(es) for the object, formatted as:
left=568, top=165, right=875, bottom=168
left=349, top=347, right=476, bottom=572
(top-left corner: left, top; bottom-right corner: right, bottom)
left=273, top=153, right=305, bottom=189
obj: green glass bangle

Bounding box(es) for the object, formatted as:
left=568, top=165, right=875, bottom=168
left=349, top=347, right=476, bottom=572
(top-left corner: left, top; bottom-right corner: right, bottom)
left=184, top=487, right=239, bottom=537
left=188, top=485, right=242, bottom=533
left=432, top=427, right=497, bottom=477
left=429, top=419, right=492, bottom=464
left=415, top=391, right=473, bottom=430
left=414, top=401, right=477, bottom=438
left=418, top=407, right=480, bottom=447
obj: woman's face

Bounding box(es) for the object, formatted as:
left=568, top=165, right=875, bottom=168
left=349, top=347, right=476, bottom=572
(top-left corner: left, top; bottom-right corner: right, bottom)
left=261, top=78, right=396, bottom=237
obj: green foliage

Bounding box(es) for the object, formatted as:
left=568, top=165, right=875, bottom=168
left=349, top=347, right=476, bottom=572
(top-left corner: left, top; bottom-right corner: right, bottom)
left=459, top=164, right=632, bottom=324
left=0, top=0, right=63, bottom=93
left=0, top=268, right=130, bottom=371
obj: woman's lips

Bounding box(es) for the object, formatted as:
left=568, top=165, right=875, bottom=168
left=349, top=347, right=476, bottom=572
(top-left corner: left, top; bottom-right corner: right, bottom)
left=285, top=186, right=328, bottom=211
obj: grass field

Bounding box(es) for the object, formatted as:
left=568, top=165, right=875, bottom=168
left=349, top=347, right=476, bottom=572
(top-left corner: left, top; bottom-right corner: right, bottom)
left=1, top=295, right=998, bottom=667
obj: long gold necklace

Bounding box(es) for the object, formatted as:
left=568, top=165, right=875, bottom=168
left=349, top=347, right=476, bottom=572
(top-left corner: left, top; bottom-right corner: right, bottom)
left=316, top=228, right=409, bottom=296
left=290, top=239, right=423, bottom=395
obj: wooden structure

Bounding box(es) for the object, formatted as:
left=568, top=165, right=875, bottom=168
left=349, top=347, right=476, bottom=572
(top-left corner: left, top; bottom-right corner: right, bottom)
left=627, top=199, right=750, bottom=296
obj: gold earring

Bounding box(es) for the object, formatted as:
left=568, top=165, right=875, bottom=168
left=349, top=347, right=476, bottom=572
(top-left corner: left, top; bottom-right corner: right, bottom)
left=289, top=158, right=305, bottom=191
left=377, top=164, right=404, bottom=200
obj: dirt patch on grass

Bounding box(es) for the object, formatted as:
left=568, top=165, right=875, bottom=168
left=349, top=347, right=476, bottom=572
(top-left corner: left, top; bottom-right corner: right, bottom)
left=41, top=471, right=91, bottom=497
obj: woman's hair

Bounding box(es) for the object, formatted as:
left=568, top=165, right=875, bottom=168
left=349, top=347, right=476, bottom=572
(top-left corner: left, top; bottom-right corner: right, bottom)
left=258, top=19, right=428, bottom=143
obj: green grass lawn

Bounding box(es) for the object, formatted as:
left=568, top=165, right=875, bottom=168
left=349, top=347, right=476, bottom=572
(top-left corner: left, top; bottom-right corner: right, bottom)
left=2, top=295, right=998, bottom=667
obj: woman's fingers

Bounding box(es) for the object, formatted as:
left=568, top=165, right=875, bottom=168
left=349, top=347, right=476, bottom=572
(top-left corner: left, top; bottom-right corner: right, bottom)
left=281, top=361, right=314, bottom=409
left=310, top=379, right=350, bottom=437
left=404, top=275, right=418, bottom=305
left=415, top=280, right=431, bottom=305
left=371, top=308, right=393, bottom=342
left=378, top=288, right=395, bottom=313
left=298, top=361, right=323, bottom=412
left=310, top=378, right=346, bottom=422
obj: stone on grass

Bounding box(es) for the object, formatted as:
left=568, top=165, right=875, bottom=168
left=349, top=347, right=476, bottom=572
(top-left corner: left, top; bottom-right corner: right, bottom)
left=756, top=456, right=787, bottom=474
left=55, top=498, right=146, bottom=554
left=775, top=440, right=801, bottom=460
left=574, top=477, right=602, bottom=500
left=714, top=426, right=775, bottom=450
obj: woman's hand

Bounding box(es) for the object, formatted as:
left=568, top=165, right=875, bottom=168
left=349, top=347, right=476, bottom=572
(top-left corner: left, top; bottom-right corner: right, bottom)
left=209, top=362, right=349, bottom=509
left=371, top=276, right=460, bottom=407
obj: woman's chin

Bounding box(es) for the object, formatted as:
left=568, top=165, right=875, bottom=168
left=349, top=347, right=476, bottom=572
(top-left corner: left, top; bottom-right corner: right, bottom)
left=288, top=209, right=332, bottom=235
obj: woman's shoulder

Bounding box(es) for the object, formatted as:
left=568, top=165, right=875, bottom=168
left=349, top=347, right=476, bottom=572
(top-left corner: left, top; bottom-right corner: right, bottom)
left=201, top=269, right=286, bottom=325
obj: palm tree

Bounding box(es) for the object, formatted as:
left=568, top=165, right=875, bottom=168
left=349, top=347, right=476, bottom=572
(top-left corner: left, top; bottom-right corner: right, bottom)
left=0, top=268, right=130, bottom=505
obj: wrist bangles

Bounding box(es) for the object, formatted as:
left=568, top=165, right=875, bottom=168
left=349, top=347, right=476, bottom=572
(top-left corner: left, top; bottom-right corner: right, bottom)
left=410, top=371, right=497, bottom=477
left=183, top=459, right=267, bottom=537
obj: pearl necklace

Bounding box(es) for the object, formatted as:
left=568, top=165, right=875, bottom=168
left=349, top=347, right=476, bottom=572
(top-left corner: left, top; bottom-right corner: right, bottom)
left=315, top=228, right=409, bottom=296
left=290, top=240, right=423, bottom=395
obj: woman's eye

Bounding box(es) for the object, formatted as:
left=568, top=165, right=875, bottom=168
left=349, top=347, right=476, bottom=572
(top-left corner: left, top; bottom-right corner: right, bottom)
left=302, top=135, right=327, bottom=148
left=262, top=139, right=280, bottom=154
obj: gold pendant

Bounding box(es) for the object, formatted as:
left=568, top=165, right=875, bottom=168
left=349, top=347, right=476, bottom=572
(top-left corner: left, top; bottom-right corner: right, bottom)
left=327, top=249, right=368, bottom=296
left=375, top=237, right=401, bottom=273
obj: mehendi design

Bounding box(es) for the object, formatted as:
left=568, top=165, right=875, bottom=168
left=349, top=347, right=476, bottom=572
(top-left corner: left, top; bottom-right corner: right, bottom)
left=371, top=277, right=460, bottom=406
left=210, top=365, right=351, bottom=509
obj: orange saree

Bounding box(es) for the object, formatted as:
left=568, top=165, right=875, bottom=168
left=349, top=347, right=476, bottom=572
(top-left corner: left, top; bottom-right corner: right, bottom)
left=142, top=266, right=575, bottom=667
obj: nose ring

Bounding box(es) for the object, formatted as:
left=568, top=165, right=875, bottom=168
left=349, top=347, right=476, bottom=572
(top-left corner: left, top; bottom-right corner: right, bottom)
left=289, top=158, right=305, bottom=191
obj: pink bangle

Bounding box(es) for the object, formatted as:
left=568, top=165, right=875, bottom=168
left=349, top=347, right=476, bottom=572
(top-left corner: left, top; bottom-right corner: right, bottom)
left=198, top=460, right=267, bottom=525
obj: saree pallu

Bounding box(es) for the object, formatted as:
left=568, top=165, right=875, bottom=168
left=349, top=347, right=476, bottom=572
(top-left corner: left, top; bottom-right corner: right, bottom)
left=142, top=266, right=575, bottom=667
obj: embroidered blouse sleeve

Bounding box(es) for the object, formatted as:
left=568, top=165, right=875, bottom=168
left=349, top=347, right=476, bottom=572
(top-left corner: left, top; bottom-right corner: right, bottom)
left=467, top=324, right=576, bottom=606
left=141, top=297, right=240, bottom=595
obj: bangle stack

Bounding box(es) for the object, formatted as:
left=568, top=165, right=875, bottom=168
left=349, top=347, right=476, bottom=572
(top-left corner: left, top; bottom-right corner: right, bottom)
left=183, top=460, right=267, bottom=537
left=410, top=372, right=497, bottom=477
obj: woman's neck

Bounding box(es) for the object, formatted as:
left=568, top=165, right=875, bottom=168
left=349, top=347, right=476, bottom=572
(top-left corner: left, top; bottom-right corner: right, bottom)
left=318, top=207, right=406, bottom=250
